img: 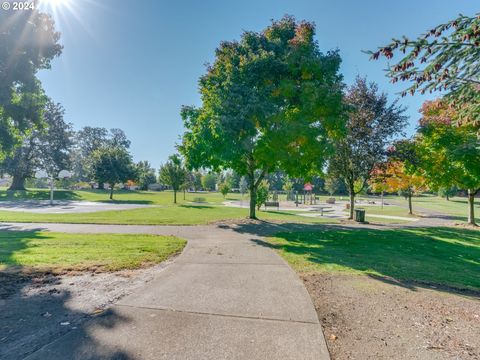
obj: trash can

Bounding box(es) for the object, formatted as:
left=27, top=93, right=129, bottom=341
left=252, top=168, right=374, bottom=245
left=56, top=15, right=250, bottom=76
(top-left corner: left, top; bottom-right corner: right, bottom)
left=354, top=208, right=365, bottom=223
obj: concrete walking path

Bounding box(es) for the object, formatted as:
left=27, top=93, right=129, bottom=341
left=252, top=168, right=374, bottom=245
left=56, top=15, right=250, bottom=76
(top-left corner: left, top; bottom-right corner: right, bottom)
left=8, top=223, right=329, bottom=360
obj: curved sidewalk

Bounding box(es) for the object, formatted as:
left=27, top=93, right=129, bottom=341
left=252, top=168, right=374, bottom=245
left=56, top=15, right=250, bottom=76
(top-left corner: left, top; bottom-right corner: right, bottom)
left=10, top=223, right=329, bottom=360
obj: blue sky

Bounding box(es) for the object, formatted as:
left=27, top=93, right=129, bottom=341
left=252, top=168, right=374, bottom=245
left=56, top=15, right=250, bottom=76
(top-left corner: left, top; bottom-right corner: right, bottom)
left=37, top=0, right=478, bottom=167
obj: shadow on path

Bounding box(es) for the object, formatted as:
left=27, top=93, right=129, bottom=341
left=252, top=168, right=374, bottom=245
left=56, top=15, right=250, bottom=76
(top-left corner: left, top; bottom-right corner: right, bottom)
left=225, top=221, right=480, bottom=298
left=0, top=228, right=133, bottom=360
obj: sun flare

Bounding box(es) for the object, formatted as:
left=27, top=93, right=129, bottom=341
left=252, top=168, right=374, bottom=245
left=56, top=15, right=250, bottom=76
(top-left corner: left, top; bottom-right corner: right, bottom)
left=39, top=0, right=71, bottom=8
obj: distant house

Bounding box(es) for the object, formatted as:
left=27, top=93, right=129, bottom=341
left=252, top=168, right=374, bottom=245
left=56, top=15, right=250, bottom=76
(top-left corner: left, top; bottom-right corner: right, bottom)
left=148, top=183, right=167, bottom=191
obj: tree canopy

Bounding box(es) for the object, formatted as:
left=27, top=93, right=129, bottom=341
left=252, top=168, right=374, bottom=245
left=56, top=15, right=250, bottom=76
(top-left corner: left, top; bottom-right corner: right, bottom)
left=328, top=77, right=407, bottom=218
left=158, top=154, right=188, bottom=204
left=368, top=13, right=480, bottom=128
left=414, top=100, right=480, bottom=224
left=0, top=9, right=62, bottom=156
left=180, top=15, right=344, bottom=218
left=72, top=127, right=131, bottom=183
left=0, top=100, right=72, bottom=190
left=136, top=161, right=157, bottom=190
left=90, top=146, right=136, bottom=199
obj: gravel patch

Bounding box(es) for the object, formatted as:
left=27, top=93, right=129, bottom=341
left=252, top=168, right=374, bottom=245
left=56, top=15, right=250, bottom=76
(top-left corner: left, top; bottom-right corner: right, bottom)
left=0, top=259, right=175, bottom=360
left=303, top=273, right=480, bottom=360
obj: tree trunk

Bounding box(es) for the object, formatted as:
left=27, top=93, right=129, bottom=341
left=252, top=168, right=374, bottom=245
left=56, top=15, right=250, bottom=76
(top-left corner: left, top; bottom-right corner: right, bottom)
left=183, top=189, right=186, bottom=200
left=381, top=190, right=384, bottom=209
left=349, top=190, right=355, bottom=220
left=467, top=189, right=476, bottom=226
left=408, top=193, right=413, bottom=214
left=173, top=189, right=177, bottom=204
left=49, top=178, right=54, bottom=206
left=446, top=194, right=450, bottom=201
left=8, top=175, right=26, bottom=191
left=249, top=184, right=257, bottom=219
left=109, top=184, right=114, bottom=200
left=98, top=182, right=105, bottom=190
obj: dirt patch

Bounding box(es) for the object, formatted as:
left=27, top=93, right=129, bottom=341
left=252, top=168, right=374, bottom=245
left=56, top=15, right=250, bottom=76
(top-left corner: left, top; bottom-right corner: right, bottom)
left=302, top=273, right=480, bottom=360
left=0, top=259, right=175, bottom=360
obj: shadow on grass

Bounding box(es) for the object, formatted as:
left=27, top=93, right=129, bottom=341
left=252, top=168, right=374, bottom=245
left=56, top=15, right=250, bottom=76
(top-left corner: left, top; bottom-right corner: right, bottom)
left=229, top=222, right=480, bottom=296
left=97, top=199, right=155, bottom=205
left=0, top=189, right=82, bottom=202
left=180, top=204, right=214, bottom=209
left=0, top=227, right=133, bottom=359
left=80, top=189, right=156, bottom=196
left=261, top=210, right=302, bottom=217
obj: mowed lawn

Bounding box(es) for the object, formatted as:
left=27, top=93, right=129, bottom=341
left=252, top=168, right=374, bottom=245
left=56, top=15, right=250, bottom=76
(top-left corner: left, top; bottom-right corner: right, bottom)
left=0, top=231, right=186, bottom=272
left=384, top=194, right=480, bottom=222
left=268, top=227, right=480, bottom=291
left=0, top=188, right=340, bottom=225
left=0, top=205, right=337, bottom=225
left=0, top=187, right=241, bottom=205
left=0, top=188, right=476, bottom=225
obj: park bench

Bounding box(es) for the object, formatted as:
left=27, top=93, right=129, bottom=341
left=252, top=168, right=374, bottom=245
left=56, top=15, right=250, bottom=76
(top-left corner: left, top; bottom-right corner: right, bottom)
left=264, top=201, right=280, bottom=210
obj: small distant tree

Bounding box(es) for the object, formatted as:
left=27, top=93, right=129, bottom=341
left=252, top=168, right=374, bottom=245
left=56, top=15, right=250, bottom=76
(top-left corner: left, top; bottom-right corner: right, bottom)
left=323, top=177, right=340, bottom=196
left=191, top=171, right=203, bottom=191
left=384, top=161, right=427, bottom=214
left=180, top=171, right=194, bottom=200
left=218, top=182, right=230, bottom=198
left=438, top=186, right=458, bottom=201
left=239, top=177, right=248, bottom=197
left=159, top=154, right=187, bottom=204
left=328, top=77, right=407, bottom=219
left=283, top=179, right=295, bottom=201
left=369, top=164, right=390, bottom=208
left=256, top=180, right=270, bottom=210
left=224, top=171, right=240, bottom=190
left=90, top=146, right=136, bottom=199
left=136, top=161, right=156, bottom=190
left=201, top=173, right=217, bottom=191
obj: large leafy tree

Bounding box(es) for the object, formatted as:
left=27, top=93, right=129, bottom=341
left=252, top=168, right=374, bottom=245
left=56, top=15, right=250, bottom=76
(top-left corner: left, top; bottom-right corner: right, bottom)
left=0, top=100, right=73, bottom=190
left=368, top=13, right=480, bottom=128
left=328, top=77, right=407, bottom=219
left=415, top=100, right=480, bottom=225
left=0, top=9, right=62, bottom=156
left=72, top=127, right=131, bottom=186
left=180, top=16, right=344, bottom=218
left=90, top=146, right=136, bottom=199
left=37, top=101, right=73, bottom=179
left=158, top=154, right=187, bottom=204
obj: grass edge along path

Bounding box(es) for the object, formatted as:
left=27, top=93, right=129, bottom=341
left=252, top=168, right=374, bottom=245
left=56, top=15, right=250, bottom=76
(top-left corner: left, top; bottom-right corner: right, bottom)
left=0, top=231, right=186, bottom=273
left=268, top=226, right=480, bottom=292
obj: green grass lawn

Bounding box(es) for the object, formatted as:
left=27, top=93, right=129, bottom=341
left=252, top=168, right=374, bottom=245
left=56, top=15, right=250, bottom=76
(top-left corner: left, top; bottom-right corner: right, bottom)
left=0, top=204, right=338, bottom=225
left=342, top=203, right=417, bottom=224
left=0, top=187, right=242, bottom=205
left=268, top=227, right=480, bottom=291
left=384, top=194, right=480, bottom=223
left=0, top=188, right=475, bottom=225
left=0, top=231, right=186, bottom=272
left=358, top=205, right=416, bottom=217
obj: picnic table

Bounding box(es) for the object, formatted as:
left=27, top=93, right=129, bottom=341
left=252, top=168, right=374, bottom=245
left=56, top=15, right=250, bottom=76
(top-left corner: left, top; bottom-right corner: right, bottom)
left=264, top=201, right=280, bottom=210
